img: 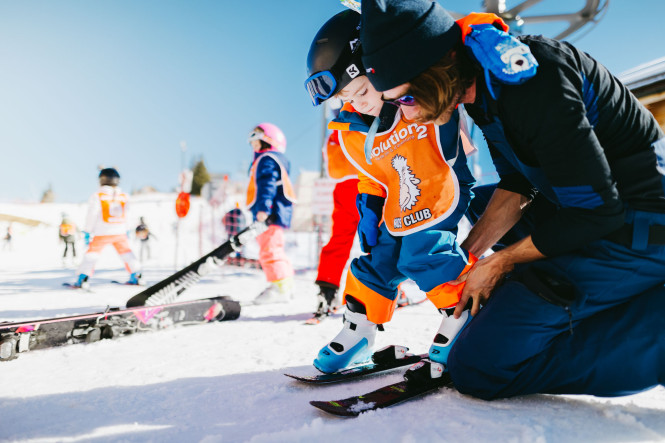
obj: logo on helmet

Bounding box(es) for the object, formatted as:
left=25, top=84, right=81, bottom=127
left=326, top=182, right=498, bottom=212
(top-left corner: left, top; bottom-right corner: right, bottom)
left=346, top=64, right=360, bottom=79
left=349, top=38, right=360, bottom=52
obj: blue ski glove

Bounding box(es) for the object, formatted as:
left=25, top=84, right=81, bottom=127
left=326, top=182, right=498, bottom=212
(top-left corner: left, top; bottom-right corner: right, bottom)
left=356, top=193, right=384, bottom=253
left=465, top=23, right=538, bottom=99
left=83, top=231, right=91, bottom=246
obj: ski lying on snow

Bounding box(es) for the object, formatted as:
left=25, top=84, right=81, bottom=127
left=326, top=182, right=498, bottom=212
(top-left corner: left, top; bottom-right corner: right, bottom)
left=61, top=282, right=93, bottom=292
left=111, top=280, right=145, bottom=286
left=310, top=373, right=453, bottom=417
left=285, top=346, right=425, bottom=384
left=0, top=296, right=240, bottom=361
left=126, top=221, right=267, bottom=307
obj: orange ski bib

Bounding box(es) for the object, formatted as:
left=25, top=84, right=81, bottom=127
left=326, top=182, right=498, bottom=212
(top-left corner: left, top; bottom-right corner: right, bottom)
left=98, top=191, right=128, bottom=224
left=246, top=152, right=297, bottom=208
left=338, top=116, right=461, bottom=235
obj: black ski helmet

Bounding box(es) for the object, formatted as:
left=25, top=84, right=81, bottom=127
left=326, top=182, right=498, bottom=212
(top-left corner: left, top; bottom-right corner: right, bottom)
left=305, top=10, right=365, bottom=106
left=99, top=167, right=120, bottom=186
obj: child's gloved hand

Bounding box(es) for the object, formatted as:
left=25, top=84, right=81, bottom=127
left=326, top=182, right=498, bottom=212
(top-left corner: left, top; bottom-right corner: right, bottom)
left=255, top=211, right=269, bottom=223
left=83, top=231, right=91, bottom=246
left=356, top=193, right=384, bottom=253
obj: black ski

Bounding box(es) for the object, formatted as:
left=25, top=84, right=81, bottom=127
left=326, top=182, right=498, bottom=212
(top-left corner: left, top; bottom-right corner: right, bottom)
left=0, top=296, right=240, bottom=361
left=225, top=256, right=262, bottom=269
left=126, top=221, right=266, bottom=307
left=285, top=346, right=425, bottom=384
left=310, top=373, right=453, bottom=417
left=62, top=282, right=93, bottom=292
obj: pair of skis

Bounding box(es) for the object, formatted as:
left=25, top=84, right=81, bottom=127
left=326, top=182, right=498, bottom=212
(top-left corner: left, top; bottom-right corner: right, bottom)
left=284, top=345, right=454, bottom=417
left=1, top=222, right=267, bottom=361
left=126, top=221, right=267, bottom=307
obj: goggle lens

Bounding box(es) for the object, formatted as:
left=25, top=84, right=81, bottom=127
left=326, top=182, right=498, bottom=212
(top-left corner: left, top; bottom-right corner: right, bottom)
left=247, top=130, right=263, bottom=145
left=395, top=95, right=416, bottom=106
left=383, top=94, right=417, bottom=107
left=304, top=71, right=337, bottom=106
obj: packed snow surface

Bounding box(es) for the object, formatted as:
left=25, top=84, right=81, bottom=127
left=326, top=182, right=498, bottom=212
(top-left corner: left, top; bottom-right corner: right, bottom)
left=1, top=199, right=664, bottom=443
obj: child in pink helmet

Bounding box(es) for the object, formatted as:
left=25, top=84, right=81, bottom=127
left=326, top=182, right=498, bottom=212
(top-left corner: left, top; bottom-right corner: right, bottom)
left=246, top=123, right=297, bottom=303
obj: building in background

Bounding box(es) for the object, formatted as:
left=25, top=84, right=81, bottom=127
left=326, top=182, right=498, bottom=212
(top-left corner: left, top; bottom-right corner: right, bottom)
left=621, top=56, right=665, bottom=130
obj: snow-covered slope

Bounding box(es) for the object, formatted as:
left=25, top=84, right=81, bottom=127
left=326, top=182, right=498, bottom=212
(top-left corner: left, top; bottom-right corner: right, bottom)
left=0, top=200, right=663, bottom=443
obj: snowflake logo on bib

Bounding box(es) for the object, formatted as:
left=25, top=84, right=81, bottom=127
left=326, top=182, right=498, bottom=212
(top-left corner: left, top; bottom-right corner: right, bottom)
left=391, top=155, right=421, bottom=211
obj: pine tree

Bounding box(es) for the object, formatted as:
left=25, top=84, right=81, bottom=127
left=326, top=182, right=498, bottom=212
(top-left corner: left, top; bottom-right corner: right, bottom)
left=190, top=157, right=211, bottom=196
left=40, top=185, right=55, bottom=203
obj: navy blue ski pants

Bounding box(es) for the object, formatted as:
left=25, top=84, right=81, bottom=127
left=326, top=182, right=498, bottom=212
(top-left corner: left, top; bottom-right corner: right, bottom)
left=448, top=184, right=665, bottom=399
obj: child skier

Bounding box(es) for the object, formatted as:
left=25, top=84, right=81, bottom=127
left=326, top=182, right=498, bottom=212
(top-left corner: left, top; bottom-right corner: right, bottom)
left=305, top=10, right=477, bottom=378
left=59, top=214, right=78, bottom=264
left=135, top=216, right=156, bottom=262
left=312, top=129, right=432, bottom=323
left=310, top=130, right=361, bottom=322
left=246, top=123, right=296, bottom=304
left=72, top=168, right=141, bottom=289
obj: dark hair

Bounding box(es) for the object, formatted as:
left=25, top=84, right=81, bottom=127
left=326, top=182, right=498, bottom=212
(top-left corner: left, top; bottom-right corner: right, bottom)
left=408, top=44, right=479, bottom=123
left=258, top=140, right=272, bottom=151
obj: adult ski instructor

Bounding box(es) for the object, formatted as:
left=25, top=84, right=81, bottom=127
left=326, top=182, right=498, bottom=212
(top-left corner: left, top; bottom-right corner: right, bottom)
left=357, top=0, right=665, bottom=399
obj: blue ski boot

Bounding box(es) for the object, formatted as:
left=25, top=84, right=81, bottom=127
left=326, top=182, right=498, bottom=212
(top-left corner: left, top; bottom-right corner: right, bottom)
left=404, top=307, right=472, bottom=385
left=428, top=307, right=472, bottom=367
left=313, top=296, right=377, bottom=373
left=74, top=274, right=90, bottom=290
left=127, top=272, right=143, bottom=285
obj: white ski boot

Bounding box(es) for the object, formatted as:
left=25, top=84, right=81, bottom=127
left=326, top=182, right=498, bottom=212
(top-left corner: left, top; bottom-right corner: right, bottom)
left=428, top=307, right=472, bottom=366
left=254, top=277, right=293, bottom=305
left=313, top=297, right=377, bottom=373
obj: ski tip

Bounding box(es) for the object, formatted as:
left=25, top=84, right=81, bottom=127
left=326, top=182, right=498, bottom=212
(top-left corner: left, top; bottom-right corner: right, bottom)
left=62, top=282, right=92, bottom=292
left=125, top=298, right=145, bottom=308
left=309, top=400, right=361, bottom=417
left=284, top=373, right=326, bottom=383
left=284, top=373, right=312, bottom=382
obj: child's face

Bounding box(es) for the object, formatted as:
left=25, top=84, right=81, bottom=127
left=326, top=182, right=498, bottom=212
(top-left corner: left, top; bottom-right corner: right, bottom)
left=248, top=128, right=265, bottom=152
left=337, top=76, right=384, bottom=117
left=250, top=138, right=263, bottom=151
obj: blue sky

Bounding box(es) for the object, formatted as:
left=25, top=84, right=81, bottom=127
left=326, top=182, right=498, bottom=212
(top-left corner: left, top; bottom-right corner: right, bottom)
left=1, top=0, right=664, bottom=202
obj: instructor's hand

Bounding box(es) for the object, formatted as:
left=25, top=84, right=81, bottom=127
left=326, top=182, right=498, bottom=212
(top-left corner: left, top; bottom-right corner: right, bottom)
left=453, top=253, right=514, bottom=318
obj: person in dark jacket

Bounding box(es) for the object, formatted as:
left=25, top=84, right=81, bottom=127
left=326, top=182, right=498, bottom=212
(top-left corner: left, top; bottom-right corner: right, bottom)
left=358, top=0, right=665, bottom=400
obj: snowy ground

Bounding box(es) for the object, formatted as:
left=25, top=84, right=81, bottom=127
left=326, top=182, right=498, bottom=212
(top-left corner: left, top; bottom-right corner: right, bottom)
left=1, top=200, right=664, bottom=443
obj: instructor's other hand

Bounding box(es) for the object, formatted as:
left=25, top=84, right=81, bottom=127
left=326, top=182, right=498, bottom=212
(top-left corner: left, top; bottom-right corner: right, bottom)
left=454, top=253, right=513, bottom=318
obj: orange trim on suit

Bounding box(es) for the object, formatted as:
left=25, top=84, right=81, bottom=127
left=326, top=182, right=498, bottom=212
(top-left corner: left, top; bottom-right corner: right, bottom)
left=426, top=253, right=478, bottom=309
left=344, top=271, right=398, bottom=324
left=456, top=13, right=508, bottom=41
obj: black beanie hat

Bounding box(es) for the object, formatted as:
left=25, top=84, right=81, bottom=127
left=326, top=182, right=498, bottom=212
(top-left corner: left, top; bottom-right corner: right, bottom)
left=360, top=0, right=461, bottom=92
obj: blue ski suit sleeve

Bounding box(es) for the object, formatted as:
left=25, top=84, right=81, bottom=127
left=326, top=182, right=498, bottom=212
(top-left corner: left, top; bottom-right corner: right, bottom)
left=252, top=155, right=279, bottom=215
left=250, top=154, right=294, bottom=228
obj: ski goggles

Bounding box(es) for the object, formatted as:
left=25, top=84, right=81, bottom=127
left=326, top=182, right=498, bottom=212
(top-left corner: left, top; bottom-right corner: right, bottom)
left=382, top=94, right=417, bottom=107
left=305, top=71, right=338, bottom=106
left=247, top=129, right=264, bottom=144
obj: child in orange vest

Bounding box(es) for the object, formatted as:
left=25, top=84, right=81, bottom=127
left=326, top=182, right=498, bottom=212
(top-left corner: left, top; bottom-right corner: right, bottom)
left=72, top=168, right=141, bottom=289
left=246, top=123, right=296, bottom=304
left=305, top=11, right=477, bottom=375
left=59, top=215, right=78, bottom=264
left=311, top=131, right=361, bottom=320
